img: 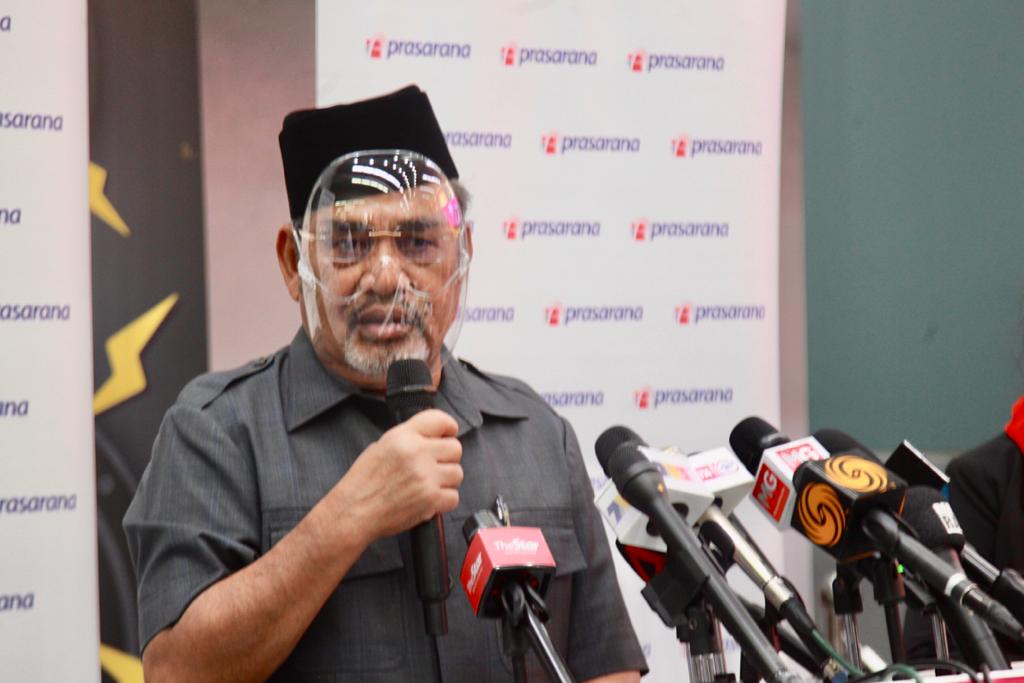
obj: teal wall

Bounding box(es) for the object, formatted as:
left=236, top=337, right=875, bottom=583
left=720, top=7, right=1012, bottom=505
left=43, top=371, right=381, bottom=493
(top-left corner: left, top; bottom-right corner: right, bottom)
left=802, top=1, right=1024, bottom=452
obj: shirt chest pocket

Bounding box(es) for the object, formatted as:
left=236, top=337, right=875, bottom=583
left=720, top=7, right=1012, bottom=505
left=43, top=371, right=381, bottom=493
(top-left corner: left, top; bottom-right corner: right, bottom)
left=265, top=509, right=410, bottom=676
left=500, top=507, right=588, bottom=576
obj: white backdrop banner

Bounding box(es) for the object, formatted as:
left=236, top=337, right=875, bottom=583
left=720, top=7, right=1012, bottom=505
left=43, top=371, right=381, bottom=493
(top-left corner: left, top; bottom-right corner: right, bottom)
left=0, top=1, right=99, bottom=680
left=317, top=1, right=786, bottom=679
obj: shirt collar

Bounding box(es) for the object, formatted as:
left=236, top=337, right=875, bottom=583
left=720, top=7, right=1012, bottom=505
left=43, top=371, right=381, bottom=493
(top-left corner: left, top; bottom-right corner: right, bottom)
left=436, top=358, right=531, bottom=436
left=282, top=329, right=362, bottom=431
left=282, top=329, right=529, bottom=434
left=1004, top=396, right=1024, bottom=454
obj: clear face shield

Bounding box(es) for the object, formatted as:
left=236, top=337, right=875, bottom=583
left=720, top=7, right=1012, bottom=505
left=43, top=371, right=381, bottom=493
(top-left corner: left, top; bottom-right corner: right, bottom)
left=294, top=150, right=470, bottom=384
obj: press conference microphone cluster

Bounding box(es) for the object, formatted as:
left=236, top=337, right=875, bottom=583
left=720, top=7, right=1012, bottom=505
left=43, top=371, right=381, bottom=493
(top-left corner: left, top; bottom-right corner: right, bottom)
left=386, top=359, right=450, bottom=636
left=594, top=431, right=846, bottom=680
left=730, top=418, right=1024, bottom=650
left=595, top=425, right=799, bottom=683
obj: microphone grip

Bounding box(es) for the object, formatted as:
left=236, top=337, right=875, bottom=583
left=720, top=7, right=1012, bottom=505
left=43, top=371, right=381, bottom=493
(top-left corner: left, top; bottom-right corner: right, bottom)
left=411, top=514, right=449, bottom=636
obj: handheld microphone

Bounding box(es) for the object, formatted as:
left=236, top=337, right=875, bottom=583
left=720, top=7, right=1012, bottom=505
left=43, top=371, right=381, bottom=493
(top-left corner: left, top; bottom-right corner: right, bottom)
left=386, top=359, right=450, bottom=636
left=597, top=425, right=798, bottom=683
left=899, top=486, right=1009, bottom=669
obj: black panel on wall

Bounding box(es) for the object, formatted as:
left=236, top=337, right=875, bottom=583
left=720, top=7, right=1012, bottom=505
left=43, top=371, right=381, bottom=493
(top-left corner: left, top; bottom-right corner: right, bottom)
left=87, top=0, right=207, bottom=668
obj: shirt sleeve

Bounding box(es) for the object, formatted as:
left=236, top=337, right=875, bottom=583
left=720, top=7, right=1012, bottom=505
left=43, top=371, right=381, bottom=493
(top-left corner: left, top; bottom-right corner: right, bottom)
left=123, top=403, right=261, bottom=652
left=560, top=416, right=649, bottom=680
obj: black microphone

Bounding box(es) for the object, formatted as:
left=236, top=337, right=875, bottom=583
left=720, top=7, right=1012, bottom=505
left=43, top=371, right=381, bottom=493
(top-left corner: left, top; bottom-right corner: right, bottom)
left=386, top=359, right=449, bottom=636
left=862, top=499, right=1024, bottom=645
left=900, top=486, right=1008, bottom=669
left=729, top=416, right=790, bottom=458
left=596, top=426, right=799, bottom=683
left=735, top=422, right=1024, bottom=644
left=878, top=437, right=1024, bottom=626
left=813, top=430, right=1024, bottom=648
left=812, top=428, right=877, bottom=462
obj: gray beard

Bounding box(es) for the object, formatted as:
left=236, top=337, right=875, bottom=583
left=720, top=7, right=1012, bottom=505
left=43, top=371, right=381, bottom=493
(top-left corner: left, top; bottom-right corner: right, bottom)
left=342, top=332, right=430, bottom=378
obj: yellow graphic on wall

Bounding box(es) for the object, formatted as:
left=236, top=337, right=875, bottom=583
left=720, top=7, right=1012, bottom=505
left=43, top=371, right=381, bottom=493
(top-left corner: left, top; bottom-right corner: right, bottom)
left=89, top=161, right=132, bottom=237
left=100, top=644, right=144, bottom=683
left=94, top=293, right=179, bottom=415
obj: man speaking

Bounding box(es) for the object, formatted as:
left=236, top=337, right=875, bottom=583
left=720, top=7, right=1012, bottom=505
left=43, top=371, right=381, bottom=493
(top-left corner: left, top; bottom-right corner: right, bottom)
left=124, top=85, right=646, bottom=682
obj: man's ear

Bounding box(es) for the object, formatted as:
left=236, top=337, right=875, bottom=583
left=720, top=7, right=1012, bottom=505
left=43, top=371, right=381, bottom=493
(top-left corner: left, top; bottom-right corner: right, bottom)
left=465, top=223, right=474, bottom=259
left=276, top=223, right=301, bottom=301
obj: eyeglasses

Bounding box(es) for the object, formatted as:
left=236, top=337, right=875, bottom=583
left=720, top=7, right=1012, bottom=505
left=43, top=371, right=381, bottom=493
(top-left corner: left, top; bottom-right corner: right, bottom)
left=303, top=216, right=461, bottom=268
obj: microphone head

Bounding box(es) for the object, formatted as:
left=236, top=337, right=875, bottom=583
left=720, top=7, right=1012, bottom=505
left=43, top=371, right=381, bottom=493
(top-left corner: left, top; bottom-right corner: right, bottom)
left=595, top=425, right=646, bottom=475
left=385, top=359, right=435, bottom=415
left=386, top=358, right=433, bottom=394
left=900, top=485, right=965, bottom=552
left=812, top=428, right=880, bottom=462
left=728, top=416, right=788, bottom=473
left=607, top=441, right=653, bottom=483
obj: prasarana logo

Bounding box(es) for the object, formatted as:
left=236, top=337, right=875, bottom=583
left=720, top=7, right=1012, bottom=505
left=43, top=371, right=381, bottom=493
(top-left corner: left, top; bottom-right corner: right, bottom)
left=366, top=34, right=385, bottom=58
left=798, top=483, right=845, bottom=547
left=823, top=455, right=889, bottom=493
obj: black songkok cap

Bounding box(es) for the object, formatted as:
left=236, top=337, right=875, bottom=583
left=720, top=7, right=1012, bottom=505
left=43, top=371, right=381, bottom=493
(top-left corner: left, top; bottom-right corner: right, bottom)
left=278, top=85, right=459, bottom=220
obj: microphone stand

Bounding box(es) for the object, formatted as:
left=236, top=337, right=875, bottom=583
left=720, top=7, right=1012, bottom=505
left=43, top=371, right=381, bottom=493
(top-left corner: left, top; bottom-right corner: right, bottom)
left=863, top=557, right=907, bottom=663
left=499, top=582, right=575, bottom=683
left=903, top=577, right=955, bottom=675
left=683, top=600, right=731, bottom=683
left=832, top=563, right=865, bottom=671
left=640, top=560, right=733, bottom=683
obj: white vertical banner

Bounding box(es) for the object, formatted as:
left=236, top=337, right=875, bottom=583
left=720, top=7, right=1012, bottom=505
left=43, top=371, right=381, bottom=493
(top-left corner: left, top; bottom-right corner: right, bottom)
left=317, top=2, right=786, bottom=679
left=0, top=1, right=99, bottom=680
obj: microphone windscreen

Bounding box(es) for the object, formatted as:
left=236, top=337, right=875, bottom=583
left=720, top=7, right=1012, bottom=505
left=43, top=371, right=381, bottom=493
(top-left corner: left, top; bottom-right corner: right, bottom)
left=595, top=425, right=645, bottom=474
left=812, top=428, right=880, bottom=461
left=901, top=485, right=965, bottom=551
left=386, top=359, right=435, bottom=414
left=607, top=441, right=651, bottom=485
left=728, top=417, right=787, bottom=473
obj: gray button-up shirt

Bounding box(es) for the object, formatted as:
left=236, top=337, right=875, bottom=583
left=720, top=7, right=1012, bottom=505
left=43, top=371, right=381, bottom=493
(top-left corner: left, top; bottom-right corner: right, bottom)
left=124, top=330, right=647, bottom=681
